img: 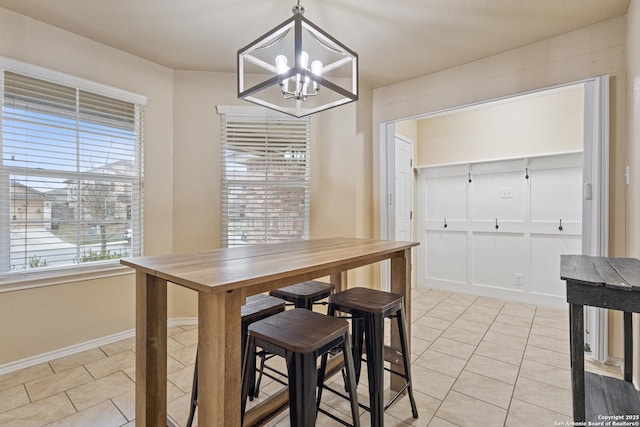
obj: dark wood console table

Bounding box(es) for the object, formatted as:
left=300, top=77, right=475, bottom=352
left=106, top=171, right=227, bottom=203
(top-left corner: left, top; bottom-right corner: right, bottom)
left=561, top=255, right=640, bottom=422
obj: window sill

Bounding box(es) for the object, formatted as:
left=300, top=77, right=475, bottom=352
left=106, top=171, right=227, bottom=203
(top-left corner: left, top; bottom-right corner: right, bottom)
left=0, top=263, right=134, bottom=293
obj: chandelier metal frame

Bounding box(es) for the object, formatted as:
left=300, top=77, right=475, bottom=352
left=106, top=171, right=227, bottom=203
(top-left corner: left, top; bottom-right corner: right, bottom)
left=237, top=3, right=358, bottom=117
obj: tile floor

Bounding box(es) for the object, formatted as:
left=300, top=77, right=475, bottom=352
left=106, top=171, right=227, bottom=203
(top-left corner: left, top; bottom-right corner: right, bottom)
left=0, top=287, right=624, bottom=426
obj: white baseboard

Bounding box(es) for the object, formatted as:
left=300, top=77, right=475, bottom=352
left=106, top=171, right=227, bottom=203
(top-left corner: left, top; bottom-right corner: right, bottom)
left=421, top=278, right=568, bottom=308
left=0, top=317, right=198, bottom=376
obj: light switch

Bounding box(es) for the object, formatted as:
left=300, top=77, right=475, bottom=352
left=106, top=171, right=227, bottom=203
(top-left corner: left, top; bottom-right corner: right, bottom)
left=501, top=187, right=513, bottom=199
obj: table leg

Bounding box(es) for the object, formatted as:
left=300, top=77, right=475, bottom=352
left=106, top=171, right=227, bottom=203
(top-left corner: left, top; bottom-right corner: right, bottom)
left=390, top=249, right=411, bottom=391
left=199, top=290, right=243, bottom=427
left=624, top=311, right=633, bottom=382
left=135, top=271, right=167, bottom=426
left=330, top=271, right=348, bottom=293
left=570, top=303, right=585, bottom=422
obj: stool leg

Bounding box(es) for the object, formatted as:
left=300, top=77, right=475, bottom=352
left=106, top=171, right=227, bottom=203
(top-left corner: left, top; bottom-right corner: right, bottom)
left=253, top=351, right=267, bottom=398
left=397, top=305, right=418, bottom=418
left=240, top=335, right=256, bottom=425
left=286, top=350, right=318, bottom=427
left=329, top=302, right=364, bottom=384
left=342, top=331, right=361, bottom=427
left=316, top=350, right=329, bottom=414
left=351, top=317, right=365, bottom=384
left=364, top=313, right=385, bottom=427
left=186, top=353, right=198, bottom=427
left=241, top=320, right=257, bottom=401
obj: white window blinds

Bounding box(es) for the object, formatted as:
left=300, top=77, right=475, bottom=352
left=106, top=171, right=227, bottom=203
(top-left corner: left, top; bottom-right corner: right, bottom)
left=0, top=70, right=144, bottom=281
left=219, top=109, right=310, bottom=248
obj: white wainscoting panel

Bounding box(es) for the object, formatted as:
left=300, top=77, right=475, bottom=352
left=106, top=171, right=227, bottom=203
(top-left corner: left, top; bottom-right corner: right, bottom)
left=417, top=151, right=583, bottom=307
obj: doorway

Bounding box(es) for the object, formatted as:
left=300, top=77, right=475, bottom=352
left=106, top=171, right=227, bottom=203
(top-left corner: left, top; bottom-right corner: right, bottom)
left=379, top=76, right=610, bottom=360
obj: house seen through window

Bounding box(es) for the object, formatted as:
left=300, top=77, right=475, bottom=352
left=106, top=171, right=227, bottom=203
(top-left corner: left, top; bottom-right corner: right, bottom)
left=0, top=70, right=145, bottom=280
left=219, top=107, right=310, bottom=248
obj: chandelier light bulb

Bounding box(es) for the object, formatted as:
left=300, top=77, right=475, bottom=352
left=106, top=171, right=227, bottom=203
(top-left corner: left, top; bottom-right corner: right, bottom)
left=275, top=55, right=289, bottom=74
left=300, top=51, right=309, bottom=69
left=275, top=54, right=290, bottom=91
left=311, top=60, right=322, bottom=76
left=311, top=60, right=322, bottom=92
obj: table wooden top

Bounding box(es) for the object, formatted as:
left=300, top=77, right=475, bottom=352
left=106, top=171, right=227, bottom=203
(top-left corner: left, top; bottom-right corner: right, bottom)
left=560, top=255, right=640, bottom=291
left=121, top=237, right=418, bottom=293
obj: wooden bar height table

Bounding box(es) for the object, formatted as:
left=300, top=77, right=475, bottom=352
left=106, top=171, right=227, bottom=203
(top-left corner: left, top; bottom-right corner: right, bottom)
left=560, top=255, right=640, bottom=422
left=121, top=237, right=419, bottom=427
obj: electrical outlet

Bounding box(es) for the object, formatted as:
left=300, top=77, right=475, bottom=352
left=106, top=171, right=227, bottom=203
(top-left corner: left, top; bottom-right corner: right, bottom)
left=514, top=273, right=523, bottom=286
left=501, top=187, right=513, bottom=199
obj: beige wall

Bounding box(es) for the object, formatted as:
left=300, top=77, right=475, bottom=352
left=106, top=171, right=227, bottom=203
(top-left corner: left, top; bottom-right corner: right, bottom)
left=373, top=17, right=629, bottom=359
left=311, top=83, right=375, bottom=287
left=395, top=120, right=418, bottom=143
left=169, top=71, right=240, bottom=317
left=0, top=7, right=174, bottom=365
left=414, top=85, right=584, bottom=166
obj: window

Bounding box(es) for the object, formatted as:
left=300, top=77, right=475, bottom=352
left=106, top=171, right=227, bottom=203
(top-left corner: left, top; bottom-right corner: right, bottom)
left=219, top=106, right=310, bottom=248
left=0, top=67, right=145, bottom=285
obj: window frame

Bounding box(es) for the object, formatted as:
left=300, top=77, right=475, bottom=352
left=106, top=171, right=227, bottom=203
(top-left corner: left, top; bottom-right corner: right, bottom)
left=218, top=105, right=311, bottom=248
left=0, top=57, right=147, bottom=292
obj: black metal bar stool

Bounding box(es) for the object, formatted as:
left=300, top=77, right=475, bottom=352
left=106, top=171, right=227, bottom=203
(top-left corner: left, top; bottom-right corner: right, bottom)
left=252, top=281, right=335, bottom=395
left=241, top=308, right=361, bottom=427
left=269, top=280, right=335, bottom=310
left=326, top=287, right=418, bottom=427
left=186, top=293, right=286, bottom=427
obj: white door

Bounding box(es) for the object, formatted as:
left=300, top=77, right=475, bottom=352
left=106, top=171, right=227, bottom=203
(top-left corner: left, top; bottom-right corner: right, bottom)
left=379, top=132, right=414, bottom=291
left=394, top=135, right=413, bottom=241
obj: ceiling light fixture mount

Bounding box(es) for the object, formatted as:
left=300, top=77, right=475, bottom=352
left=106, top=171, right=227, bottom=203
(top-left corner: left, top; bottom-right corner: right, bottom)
left=237, top=0, right=358, bottom=118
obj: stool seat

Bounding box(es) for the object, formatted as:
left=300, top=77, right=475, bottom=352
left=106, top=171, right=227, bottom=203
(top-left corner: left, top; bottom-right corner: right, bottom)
left=269, top=280, right=335, bottom=310
left=329, top=287, right=403, bottom=314
left=242, top=294, right=287, bottom=320
left=248, top=308, right=348, bottom=353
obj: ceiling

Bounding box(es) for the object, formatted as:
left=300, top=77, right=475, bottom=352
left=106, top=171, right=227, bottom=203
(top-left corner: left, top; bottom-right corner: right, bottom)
left=0, top=0, right=630, bottom=88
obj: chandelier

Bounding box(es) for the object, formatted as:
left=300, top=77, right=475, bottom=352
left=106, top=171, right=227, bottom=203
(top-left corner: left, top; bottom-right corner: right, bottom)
left=237, top=1, right=358, bottom=117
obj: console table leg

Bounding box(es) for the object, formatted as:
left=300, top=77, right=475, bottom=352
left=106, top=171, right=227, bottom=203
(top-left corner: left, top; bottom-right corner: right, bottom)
left=570, top=303, right=585, bottom=422
left=624, top=311, right=633, bottom=382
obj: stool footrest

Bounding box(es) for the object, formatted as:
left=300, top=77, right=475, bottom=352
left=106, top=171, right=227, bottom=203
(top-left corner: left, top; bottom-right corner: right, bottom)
left=384, top=383, right=411, bottom=411
left=321, top=365, right=413, bottom=415
left=323, top=382, right=371, bottom=412
left=318, top=406, right=358, bottom=427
